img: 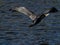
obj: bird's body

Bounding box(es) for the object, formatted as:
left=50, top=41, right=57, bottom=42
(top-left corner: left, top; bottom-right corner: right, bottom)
left=29, top=13, right=49, bottom=27
left=9, top=7, right=58, bottom=27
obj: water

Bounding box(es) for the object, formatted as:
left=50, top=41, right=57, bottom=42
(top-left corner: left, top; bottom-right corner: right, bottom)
left=0, top=0, right=60, bottom=45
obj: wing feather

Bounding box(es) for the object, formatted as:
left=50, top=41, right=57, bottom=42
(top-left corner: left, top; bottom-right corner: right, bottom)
left=14, top=7, right=37, bottom=20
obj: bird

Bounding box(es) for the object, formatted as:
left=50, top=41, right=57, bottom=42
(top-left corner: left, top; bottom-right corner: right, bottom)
left=9, top=7, right=58, bottom=27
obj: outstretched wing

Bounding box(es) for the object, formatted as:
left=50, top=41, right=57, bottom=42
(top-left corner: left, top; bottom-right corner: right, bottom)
left=14, top=7, right=37, bottom=21
left=43, top=7, right=58, bottom=13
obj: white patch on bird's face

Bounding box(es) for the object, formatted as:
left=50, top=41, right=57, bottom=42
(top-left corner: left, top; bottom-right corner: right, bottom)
left=45, top=13, right=49, bottom=16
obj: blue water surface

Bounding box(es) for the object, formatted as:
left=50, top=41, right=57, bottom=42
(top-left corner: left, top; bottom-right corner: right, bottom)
left=0, top=0, right=60, bottom=45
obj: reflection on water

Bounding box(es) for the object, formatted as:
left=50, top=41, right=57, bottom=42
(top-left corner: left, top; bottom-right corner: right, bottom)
left=0, top=0, right=60, bottom=45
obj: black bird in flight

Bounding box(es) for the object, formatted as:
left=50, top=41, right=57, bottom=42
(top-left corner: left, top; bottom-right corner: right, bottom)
left=9, top=7, right=58, bottom=27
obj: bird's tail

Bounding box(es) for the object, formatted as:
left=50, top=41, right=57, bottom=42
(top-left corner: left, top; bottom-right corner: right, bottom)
left=29, top=24, right=35, bottom=27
